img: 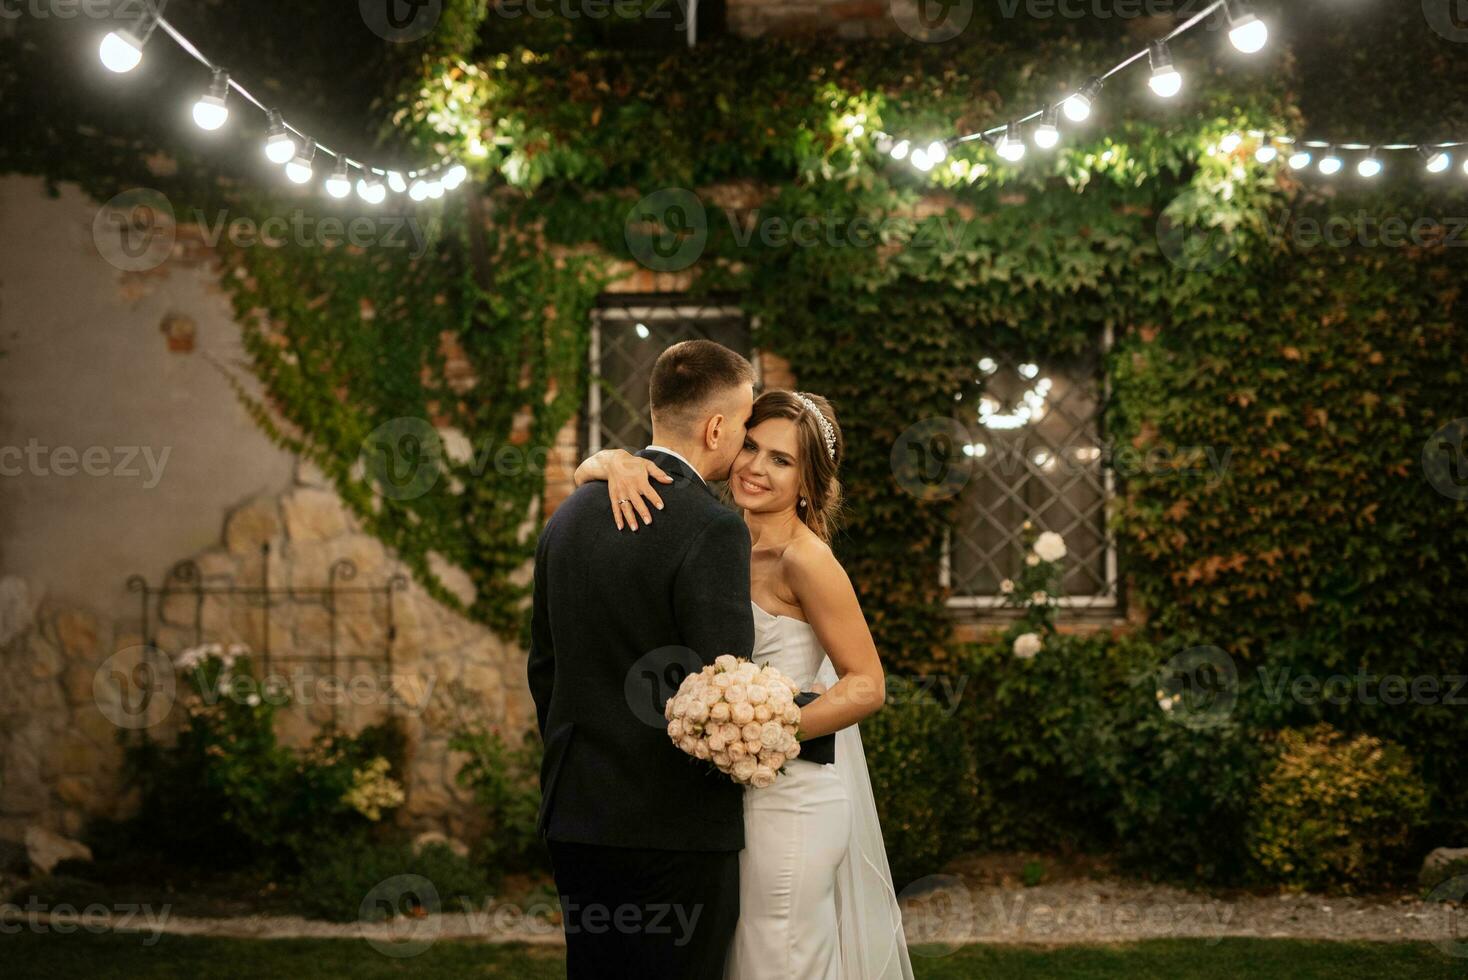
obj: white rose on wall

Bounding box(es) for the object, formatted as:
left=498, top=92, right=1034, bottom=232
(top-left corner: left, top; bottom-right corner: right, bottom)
left=1033, top=531, right=1067, bottom=563
left=1013, top=632, right=1043, bottom=659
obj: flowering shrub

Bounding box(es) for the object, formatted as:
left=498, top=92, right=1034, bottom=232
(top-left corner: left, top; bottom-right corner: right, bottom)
left=342, top=756, right=406, bottom=821
left=999, top=524, right=1067, bottom=661
left=1246, top=724, right=1430, bottom=892
left=123, top=644, right=409, bottom=872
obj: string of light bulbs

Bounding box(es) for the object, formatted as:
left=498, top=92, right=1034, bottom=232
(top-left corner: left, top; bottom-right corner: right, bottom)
left=875, top=0, right=1468, bottom=181
left=96, top=2, right=469, bottom=204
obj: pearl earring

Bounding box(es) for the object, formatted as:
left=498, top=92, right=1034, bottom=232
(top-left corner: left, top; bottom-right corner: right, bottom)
left=798, top=497, right=807, bottom=509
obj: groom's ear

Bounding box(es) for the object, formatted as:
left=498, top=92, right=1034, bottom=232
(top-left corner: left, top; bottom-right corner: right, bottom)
left=703, top=411, right=726, bottom=451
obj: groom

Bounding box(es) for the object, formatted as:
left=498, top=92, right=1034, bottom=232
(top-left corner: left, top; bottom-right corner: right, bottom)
left=528, top=340, right=758, bottom=979
left=528, top=339, right=834, bottom=979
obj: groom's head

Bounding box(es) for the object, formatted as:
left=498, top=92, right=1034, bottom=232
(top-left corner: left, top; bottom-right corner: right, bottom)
left=649, top=340, right=755, bottom=482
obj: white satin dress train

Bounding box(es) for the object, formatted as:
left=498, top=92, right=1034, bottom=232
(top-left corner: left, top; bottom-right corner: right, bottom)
left=724, top=602, right=914, bottom=980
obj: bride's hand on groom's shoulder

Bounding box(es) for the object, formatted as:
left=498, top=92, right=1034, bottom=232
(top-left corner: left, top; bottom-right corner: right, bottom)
left=607, top=453, right=673, bottom=531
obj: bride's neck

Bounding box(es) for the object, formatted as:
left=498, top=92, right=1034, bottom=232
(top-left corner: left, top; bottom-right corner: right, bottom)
left=745, top=507, right=801, bottom=548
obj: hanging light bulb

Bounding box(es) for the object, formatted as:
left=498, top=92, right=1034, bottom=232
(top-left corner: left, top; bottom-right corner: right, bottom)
left=1219, top=132, right=1243, bottom=154
left=325, top=158, right=352, bottom=198
left=1287, top=148, right=1312, bottom=170
left=191, top=68, right=230, bottom=131
left=99, top=6, right=157, bottom=74
left=1033, top=104, right=1060, bottom=150
left=1225, top=0, right=1269, bottom=54
left=890, top=139, right=910, bottom=161
left=1356, top=148, right=1383, bottom=178
left=386, top=171, right=408, bottom=193
left=925, top=140, right=948, bottom=164
left=995, top=121, right=1026, bottom=162
left=426, top=179, right=444, bottom=199
left=1147, top=41, right=1183, bottom=99
left=1420, top=146, right=1451, bottom=174
left=1318, top=147, right=1343, bottom=176
left=441, top=164, right=468, bottom=190
left=408, top=178, right=431, bottom=201
left=910, top=148, right=933, bottom=172
left=99, top=30, right=145, bottom=72
left=285, top=138, right=316, bottom=185
left=263, top=109, right=296, bottom=164
left=1255, top=137, right=1278, bottom=163
left=1063, top=77, right=1104, bottom=123
left=357, top=174, right=387, bottom=204
left=875, top=135, right=894, bottom=155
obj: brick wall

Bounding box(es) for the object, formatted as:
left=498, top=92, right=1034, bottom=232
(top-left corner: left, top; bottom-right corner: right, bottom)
left=726, top=0, right=897, bottom=40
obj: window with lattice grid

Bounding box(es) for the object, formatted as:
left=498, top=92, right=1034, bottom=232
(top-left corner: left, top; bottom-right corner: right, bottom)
left=583, top=298, right=752, bottom=457
left=942, top=336, right=1117, bottom=610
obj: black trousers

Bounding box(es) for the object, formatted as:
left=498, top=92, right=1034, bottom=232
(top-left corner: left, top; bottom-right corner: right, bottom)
left=546, top=839, right=740, bottom=980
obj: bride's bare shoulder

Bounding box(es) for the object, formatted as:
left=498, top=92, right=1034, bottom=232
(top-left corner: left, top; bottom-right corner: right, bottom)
left=779, top=529, right=841, bottom=582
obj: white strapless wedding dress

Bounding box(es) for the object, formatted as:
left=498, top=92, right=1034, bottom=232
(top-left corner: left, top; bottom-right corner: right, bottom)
left=724, top=602, right=915, bottom=980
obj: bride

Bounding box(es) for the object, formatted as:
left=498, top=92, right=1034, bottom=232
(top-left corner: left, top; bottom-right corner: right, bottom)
left=575, top=389, right=915, bottom=980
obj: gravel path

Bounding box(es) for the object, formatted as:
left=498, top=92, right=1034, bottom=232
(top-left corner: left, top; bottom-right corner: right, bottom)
left=5, top=877, right=1462, bottom=951
left=899, top=878, right=1464, bottom=949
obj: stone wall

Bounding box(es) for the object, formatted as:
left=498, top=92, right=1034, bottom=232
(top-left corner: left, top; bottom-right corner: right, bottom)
left=0, top=455, right=534, bottom=846
left=0, top=176, right=531, bottom=850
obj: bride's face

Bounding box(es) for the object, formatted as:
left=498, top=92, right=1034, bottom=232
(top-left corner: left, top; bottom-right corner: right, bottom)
left=731, top=418, right=802, bottom=513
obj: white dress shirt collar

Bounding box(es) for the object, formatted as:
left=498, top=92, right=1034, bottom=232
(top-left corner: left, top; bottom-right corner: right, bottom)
left=644, top=444, right=707, bottom=486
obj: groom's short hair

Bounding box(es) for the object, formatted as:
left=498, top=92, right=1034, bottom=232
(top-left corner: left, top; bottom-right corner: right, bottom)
left=649, top=340, right=755, bottom=434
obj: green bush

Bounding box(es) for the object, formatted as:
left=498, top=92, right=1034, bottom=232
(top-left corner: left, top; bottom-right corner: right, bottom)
left=290, top=829, right=492, bottom=923
left=1246, top=724, right=1430, bottom=892
left=862, top=689, right=980, bottom=888
left=122, top=649, right=411, bottom=874
left=449, top=724, right=547, bottom=879
left=957, top=631, right=1263, bottom=883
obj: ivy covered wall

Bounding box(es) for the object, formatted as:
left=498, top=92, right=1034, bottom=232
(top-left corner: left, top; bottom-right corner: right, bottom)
left=4, top=0, right=1465, bottom=874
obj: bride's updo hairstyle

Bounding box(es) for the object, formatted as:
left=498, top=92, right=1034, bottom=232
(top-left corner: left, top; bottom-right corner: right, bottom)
left=746, top=390, right=844, bottom=542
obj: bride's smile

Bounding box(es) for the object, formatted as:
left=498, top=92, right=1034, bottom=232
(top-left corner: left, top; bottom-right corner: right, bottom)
left=732, top=421, right=802, bottom=512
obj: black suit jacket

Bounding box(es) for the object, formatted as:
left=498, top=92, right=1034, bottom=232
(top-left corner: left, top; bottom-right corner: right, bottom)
left=527, top=449, right=751, bottom=851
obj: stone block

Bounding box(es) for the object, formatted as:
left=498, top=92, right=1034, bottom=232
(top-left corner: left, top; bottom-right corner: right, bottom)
left=282, top=488, right=349, bottom=543
left=54, top=609, right=98, bottom=660
left=29, top=636, right=63, bottom=681
left=224, top=498, right=281, bottom=555
left=26, top=825, right=92, bottom=874
left=63, top=663, right=96, bottom=707
left=55, top=777, right=92, bottom=808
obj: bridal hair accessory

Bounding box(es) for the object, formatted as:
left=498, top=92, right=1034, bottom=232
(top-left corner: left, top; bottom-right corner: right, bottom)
left=794, top=393, right=837, bottom=461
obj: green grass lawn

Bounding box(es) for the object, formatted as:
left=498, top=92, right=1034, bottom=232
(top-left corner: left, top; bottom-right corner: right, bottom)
left=2, top=932, right=1465, bottom=979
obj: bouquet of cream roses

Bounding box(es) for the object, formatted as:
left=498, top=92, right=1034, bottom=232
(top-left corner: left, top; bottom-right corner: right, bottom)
left=664, top=654, right=803, bottom=788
